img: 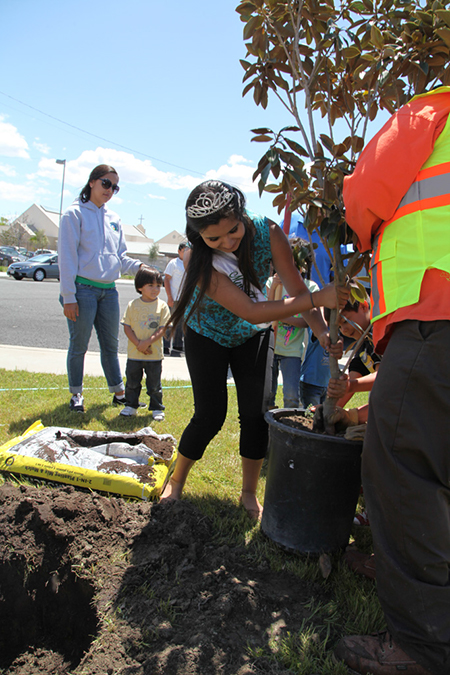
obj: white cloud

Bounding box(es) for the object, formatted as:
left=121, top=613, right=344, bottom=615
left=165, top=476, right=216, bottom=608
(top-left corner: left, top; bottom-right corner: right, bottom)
left=33, top=139, right=50, bottom=155
left=0, top=180, right=51, bottom=203
left=203, top=155, right=257, bottom=193
left=0, top=164, right=16, bottom=177
left=0, top=116, right=29, bottom=159
left=34, top=148, right=258, bottom=194
left=0, top=181, right=35, bottom=202
left=147, top=194, right=167, bottom=200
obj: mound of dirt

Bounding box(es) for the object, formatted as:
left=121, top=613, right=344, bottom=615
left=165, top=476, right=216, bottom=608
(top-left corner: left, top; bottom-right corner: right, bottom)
left=0, top=481, right=330, bottom=675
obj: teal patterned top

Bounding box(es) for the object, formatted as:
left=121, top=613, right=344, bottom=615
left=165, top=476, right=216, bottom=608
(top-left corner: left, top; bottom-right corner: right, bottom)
left=185, top=213, right=272, bottom=347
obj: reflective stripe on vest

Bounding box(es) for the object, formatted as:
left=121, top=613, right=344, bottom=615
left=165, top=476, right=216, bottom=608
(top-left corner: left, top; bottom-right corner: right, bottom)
left=370, top=115, right=450, bottom=322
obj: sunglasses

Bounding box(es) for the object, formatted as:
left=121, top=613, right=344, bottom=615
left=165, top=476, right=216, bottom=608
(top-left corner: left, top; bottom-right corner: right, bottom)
left=99, top=178, right=120, bottom=194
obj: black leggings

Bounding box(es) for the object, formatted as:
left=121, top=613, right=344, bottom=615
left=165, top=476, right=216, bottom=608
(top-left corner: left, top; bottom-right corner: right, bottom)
left=178, top=327, right=273, bottom=461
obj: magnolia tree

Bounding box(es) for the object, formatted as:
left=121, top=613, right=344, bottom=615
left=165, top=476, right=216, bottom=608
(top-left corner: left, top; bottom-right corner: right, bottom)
left=237, top=0, right=450, bottom=432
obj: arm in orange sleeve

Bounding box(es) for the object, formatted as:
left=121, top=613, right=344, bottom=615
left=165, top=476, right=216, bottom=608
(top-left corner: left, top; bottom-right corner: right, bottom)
left=343, top=91, right=450, bottom=251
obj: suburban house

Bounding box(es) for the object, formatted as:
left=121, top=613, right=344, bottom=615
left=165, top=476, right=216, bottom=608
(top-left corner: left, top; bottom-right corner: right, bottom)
left=8, top=204, right=185, bottom=267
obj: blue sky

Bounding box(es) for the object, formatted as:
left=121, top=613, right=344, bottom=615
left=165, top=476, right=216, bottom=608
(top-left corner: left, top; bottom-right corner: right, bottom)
left=0, top=0, right=388, bottom=242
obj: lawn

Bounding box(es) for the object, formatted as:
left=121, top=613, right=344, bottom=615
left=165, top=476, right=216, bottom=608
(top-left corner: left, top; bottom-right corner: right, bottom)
left=0, top=369, right=381, bottom=673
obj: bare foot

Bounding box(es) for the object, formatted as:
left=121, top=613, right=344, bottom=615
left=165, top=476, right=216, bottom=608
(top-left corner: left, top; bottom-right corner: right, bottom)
left=239, top=490, right=263, bottom=521
left=160, top=478, right=183, bottom=502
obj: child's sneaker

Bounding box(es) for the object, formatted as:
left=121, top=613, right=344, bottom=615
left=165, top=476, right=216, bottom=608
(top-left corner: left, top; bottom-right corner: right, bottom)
left=353, top=510, right=370, bottom=526
left=69, top=393, right=85, bottom=413
left=120, top=406, right=137, bottom=417
left=152, top=411, right=165, bottom=421
left=112, top=394, right=126, bottom=406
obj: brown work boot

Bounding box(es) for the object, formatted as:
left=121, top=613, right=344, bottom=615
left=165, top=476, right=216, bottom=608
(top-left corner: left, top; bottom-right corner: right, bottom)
left=342, top=548, right=376, bottom=580
left=334, top=632, right=432, bottom=674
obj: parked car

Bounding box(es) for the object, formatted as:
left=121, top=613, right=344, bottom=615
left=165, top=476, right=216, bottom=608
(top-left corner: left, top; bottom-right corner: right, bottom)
left=7, top=253, right=59, bottom=281
left=17, top=247, right=35, bottom=258
left=0, top=246, right=26, bottom=267
left=33, top=248, right=56, bottom=256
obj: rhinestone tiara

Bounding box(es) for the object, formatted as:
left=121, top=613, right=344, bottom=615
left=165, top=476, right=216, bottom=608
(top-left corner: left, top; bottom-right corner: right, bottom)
left=186, top=185, right=234, bottom=218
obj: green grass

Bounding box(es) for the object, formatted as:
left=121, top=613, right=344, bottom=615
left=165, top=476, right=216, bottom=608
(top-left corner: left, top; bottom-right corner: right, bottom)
left=0, top=369, right=382, bottom=673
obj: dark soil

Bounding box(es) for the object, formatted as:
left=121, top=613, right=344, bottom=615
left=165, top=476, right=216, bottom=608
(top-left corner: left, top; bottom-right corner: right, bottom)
left=0, top=480, right=332, bottom=675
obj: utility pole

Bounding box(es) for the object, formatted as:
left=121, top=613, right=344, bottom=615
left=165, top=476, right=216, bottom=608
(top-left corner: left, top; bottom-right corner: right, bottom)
left=56, top=159, right=66, bottom=223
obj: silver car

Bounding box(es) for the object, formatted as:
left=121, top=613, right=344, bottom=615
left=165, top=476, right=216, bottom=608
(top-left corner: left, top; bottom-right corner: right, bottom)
left=7, top=253, right=59, bottom=282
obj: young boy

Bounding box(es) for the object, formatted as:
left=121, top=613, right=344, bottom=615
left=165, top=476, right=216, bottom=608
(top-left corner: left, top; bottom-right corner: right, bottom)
left=328, top=298, right=381, bottom=408
left=120, top=267, right=170, bottom=420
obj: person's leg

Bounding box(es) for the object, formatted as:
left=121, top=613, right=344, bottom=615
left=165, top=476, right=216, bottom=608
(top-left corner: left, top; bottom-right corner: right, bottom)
left=63, top=283, right=98, bottom=395
left=160, top=327, right=229, bottom=502
left=279, top=356, right=302, bottom=409
left=230, top=329, right=273, bottom=518
left=160, top=454, right=196, bottom=501
left=124, top=360, right=143, bottom=409
left=144, top=361, right=164, bottom=411
left=164, top=306, right=173, bottom=354
left=299, top=381, right=325, bottom=408
left=94, top=287, right=124, bottom=394
left=171, top=301, right=184, bottom=352
left=240, top=457, right=264, bottom=519
left=362, top=320, right=450, bottom=674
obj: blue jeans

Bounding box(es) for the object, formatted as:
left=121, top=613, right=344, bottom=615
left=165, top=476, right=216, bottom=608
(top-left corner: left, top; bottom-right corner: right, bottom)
left=270, top=354, right=302, bottom=408
left=164, top=301, right=184, bottom=352
left=299, top=381, right=327, bottom=408
left=61, top=282, right=124, bottom=395
left=124, top=359, right=164, bottom=410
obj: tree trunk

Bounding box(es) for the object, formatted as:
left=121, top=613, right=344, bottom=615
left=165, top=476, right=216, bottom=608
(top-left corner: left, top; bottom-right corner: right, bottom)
left=323, top=244, right=346, bottom=435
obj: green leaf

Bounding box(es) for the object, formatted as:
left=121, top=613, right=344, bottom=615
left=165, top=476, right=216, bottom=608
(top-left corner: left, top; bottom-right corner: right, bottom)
left=258, top=162, right=272, bottom=196
left=243, top=14, right=263, bottom=40
left=286, top=167, right=306, bottom=187
left=251, top=134, right=273, bottom=142
left=264, top=183, right=282, bottom=193
left=436, top=9, right=450, bottom=28
left=370, top=24, right=384, bottom=49
left=266, top=147, right=279, bottom=164
left=436, top=26, right=450, bottom=48
left=242, top=81, right=255, bottom=97
left=284, top=138, right=309, bottom=157
left=341, top=45, right=361, bottom=58
left=251, top=127, right=272, bottom=134
left=327, top=226, right=342, bottom=248
left=319, top=134, right=334, bottom=152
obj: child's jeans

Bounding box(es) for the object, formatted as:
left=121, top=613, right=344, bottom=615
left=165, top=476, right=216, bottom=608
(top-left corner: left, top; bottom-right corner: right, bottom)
left=124, top=359, right=164, bottom=410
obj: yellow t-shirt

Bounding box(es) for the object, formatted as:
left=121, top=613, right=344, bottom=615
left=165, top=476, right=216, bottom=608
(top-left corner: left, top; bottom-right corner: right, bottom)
left=121, top=297, right=170, bottom=361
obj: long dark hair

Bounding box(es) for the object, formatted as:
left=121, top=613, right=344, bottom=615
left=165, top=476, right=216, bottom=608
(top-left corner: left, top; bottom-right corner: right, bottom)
left=169, top=180, right=261, bottom=332
left=80, top=164, right=118, bottom=203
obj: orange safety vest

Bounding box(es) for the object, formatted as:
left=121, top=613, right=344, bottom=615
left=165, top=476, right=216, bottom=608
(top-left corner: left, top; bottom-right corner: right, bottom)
left=370, top=103, right=450, bottom=322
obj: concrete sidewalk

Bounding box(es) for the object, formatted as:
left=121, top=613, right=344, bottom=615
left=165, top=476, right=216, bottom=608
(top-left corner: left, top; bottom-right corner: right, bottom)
left=0, top=344, right=191, bottom=381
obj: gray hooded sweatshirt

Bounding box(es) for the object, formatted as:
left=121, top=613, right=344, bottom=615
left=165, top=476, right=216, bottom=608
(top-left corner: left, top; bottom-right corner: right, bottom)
left=58, top=199, right=141, bottom=304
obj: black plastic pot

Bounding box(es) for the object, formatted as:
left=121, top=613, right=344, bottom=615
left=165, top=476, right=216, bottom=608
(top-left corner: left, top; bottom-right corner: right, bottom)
left=261, top=409, right=363, bottom=554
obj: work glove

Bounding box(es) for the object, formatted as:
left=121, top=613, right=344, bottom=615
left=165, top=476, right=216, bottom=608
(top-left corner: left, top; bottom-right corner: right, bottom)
left=313, top=405, right=359, bottom=434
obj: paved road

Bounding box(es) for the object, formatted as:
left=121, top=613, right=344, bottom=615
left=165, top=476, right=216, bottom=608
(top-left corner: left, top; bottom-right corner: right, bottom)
left=0, top=275, right=168, bottom=354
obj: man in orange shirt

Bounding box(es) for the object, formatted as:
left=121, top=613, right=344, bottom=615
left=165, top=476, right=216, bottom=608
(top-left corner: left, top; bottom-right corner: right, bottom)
left=334, top=87, right=450, bottom=675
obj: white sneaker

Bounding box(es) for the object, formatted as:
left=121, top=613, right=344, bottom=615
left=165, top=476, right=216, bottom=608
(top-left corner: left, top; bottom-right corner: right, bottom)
left=120, top=406, right=137, bottom=417
left=152, top=410, right=165, bottom=421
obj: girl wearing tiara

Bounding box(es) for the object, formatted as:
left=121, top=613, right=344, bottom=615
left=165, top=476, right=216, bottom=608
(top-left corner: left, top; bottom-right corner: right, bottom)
left=160, top=180, right=344, bottom=519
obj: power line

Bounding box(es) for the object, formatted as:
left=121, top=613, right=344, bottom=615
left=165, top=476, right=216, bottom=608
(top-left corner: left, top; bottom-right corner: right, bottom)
left=0, top=90, right=204, bottom=177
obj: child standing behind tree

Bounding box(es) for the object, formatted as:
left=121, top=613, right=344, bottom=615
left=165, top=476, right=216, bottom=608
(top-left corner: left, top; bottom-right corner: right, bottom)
left=120, top=267, right=170, bottom=421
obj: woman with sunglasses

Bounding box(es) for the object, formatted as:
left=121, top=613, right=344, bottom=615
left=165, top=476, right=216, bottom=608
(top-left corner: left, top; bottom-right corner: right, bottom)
left=58, top=164, right=143, bottom=413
